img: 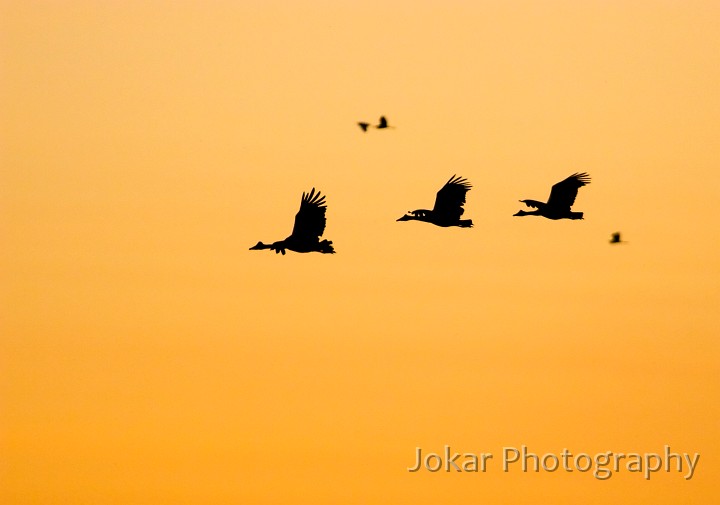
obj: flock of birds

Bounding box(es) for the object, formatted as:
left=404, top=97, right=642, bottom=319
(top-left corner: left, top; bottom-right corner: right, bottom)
left=357, top=115, right=393, bottom=132
left=250, top=117, right=625, bottom=255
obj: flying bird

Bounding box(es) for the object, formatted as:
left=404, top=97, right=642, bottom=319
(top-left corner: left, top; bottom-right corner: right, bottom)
left=375, top=116, right=392, bottom=129
left=514, top=172, right=591, bottom=220
left=609, top=232, right=626, bottom=244
left=397, top=175, right=473, bottom=228
left=250, top=188, right=335, bottom=255
left=357, top=122, right=370, bottom=132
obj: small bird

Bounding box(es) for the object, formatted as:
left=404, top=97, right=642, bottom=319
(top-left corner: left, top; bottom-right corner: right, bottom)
left=357, top=122, right=370, bottom=132
left=375, top=116, right=392, bottom=129
left=609, top=232, right=626, bottom=244
left=514, top=172, right=591, bottom=220
left=250, top=188, right=335, bottom=255
left=397, top=175, right=473, bottom=228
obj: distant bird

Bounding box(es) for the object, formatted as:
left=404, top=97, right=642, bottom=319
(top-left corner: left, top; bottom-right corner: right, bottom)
left=357, top=122, right=370, bottom=132
left=250, top=188, right=335, bottom=255
left=514, top=172, right=591, bottom=220
left=609, top=232, right=626, bottom=244
left=397, top=175, right=473, bottom=228
left=375, top=116, right=392, bottom=129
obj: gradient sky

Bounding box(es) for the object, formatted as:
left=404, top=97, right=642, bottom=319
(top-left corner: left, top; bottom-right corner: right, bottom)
left=2, top=1, right=719, bottom=503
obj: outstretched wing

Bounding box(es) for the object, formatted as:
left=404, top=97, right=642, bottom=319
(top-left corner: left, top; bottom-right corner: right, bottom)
left=547, top=172, right=591, bottom=211
left=378, top=116, right=388, bottom=128
left=291, top=188, right=327, bottom=240
left=432, top=175, right=472, bottom=221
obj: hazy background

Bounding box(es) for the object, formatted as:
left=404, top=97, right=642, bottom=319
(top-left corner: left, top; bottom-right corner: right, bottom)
left=2, top=1, right=719, bottom=503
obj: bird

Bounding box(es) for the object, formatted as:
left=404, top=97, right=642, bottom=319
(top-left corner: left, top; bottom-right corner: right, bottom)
left=609, top=232, right=626, bottom=244
left=397, top=175, right=473, bottom=228
left=513, top=172, right=591, bottom=220
left=375, top=116, right=392, bottom=129
left=357, top=122, right=370, bottom=132
left=250, top=188, right=335, bottom=255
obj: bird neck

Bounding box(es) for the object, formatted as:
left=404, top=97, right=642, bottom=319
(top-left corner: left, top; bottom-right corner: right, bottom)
left=256, top=241, right=286, bottom=251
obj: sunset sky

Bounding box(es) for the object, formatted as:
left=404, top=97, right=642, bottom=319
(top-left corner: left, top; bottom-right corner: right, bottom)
left=2, top=1, right=719, bottom=503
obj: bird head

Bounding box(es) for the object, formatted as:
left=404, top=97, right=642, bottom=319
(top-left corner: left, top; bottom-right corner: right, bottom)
left=396, top=214, right=413, bottom=221
left=513, top=210, right=528, bottom=217
left=249, top=241, right=268, bottom=250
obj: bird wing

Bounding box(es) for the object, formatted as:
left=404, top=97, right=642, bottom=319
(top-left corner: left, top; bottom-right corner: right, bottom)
left=432, top=175, right=472, bottom=221
left=291, top=188, right=327, bottom=240
left=378, top=116, right=387, bottom=127
left=546, top=172, right=591, bottom=211
left=358, top=122, right=369, bottom=131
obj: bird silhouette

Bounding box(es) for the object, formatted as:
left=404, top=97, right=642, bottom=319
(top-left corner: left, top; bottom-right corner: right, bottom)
left=397, top=175, right=473, bottom=227
left=609, top=232, right=626, bottom=244
left=514, top=172, right=591, bottom=220
left=376, top=116, right=392, bottom=129
left=250, top=188, right=335, bottom=255
left=357, top=122, right=370, bottom=132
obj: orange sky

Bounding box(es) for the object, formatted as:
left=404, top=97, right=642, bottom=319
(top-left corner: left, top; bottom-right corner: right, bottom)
left=2, top=1, right=719, bottom=503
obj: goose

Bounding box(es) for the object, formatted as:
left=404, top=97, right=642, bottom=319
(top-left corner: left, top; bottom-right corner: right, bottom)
left=376, top=116, right=392, bottom=129
left=397, top=175, right=473, bottom=228
left=250, top=188, right=335, bottom=255
left=610, top=232, right=626, bottom=244
left=514, top=172, right=591, bottom=220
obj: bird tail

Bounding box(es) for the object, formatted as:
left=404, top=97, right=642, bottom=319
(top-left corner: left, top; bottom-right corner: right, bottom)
left=569, top=212, right=584, bottom=220
left=458, top=219, right=473, bottom=228
left=319, top=240, right=335, bottom=254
